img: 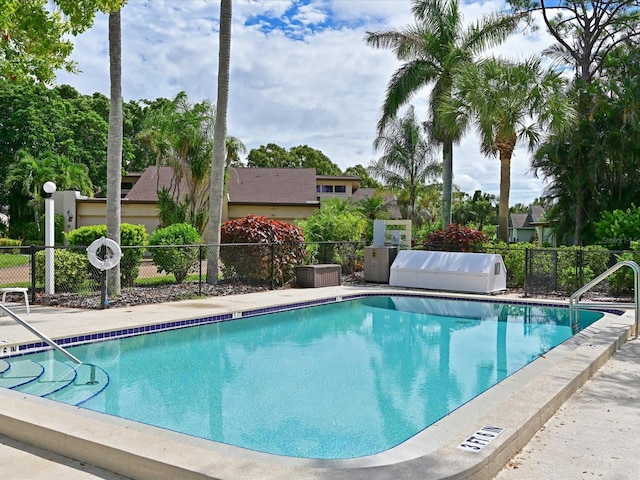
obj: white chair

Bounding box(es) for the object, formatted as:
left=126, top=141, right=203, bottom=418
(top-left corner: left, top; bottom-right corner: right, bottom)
left=0, top=287, right=30, bottom=315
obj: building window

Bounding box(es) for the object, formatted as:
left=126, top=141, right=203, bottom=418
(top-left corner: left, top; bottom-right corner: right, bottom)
left=335, top=185, right=346, bottom=193
left=322, top=185, right=334, bottom=193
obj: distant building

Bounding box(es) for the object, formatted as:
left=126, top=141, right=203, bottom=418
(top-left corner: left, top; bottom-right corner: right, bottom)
left=55, top=166, right=400, bottom=235
left=508, top=205, right=556, bottom=246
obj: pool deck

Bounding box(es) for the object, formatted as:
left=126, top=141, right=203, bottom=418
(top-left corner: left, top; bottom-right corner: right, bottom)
left=0, top=285, right=637, bottom=480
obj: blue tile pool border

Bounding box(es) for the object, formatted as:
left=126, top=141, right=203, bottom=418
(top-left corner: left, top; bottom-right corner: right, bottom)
left=0, top=292, right=624, bottom=359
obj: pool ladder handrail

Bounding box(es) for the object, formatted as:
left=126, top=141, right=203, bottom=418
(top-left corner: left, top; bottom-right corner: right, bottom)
left=0, top=303, right=82, bottom=364
left=569, top=260, right=640, bottom=339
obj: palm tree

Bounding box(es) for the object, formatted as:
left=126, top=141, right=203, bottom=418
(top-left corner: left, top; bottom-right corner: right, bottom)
left=356, top=192, right=391, bottom=220
left=106, top=8, right=123, bottom=295
left=368, top=105, right=441, bottom=223
left=365, top=0, right=522, bottom=227
left=225, top=136, right=246, bottom=168
left=139, top=92, right=216, bottom=233
left=206, top=0, right=232, bottom=285
left=439, top=57, right=574, bottom=242
left=5, top=150, right=93, bottom=230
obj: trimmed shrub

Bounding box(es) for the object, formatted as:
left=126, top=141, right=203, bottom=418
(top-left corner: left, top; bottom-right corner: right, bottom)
left=220, top=215, right=307, bottom=285
left=298, top=199, right=366, bottom=269
left=148, top=223, right=201, bottom=283
left=556, top=245, right=610, bottom=294
left=0, top=237, right=23, bottom=254
left=608, top=241, right=640, bottom=294
left=424, top=224, right=488, bottom=252
left=35, top=249, right=88, bottom=291
left=66, top=223, right=148, bottom=286
left=491, top=241, right=535, bottom=288
left=595, top=205, right=640, bottom=249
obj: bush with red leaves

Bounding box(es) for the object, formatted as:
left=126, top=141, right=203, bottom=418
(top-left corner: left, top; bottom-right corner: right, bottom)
left=423, top=224, right=488, bottom=252
left=220, top=215, right=307, bottom=285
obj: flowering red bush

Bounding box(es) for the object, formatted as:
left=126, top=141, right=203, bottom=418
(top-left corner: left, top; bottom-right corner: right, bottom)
left=220, top=215, right=307, bottom=285
left=423, top=223, right=488, bottom=252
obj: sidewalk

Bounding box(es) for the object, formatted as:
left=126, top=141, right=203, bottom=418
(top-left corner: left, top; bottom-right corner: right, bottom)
left=495, top=338, right=640, bottom=480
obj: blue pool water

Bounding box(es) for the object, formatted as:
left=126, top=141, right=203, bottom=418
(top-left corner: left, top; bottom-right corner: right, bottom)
left=1, top=296, right=603, bottom=459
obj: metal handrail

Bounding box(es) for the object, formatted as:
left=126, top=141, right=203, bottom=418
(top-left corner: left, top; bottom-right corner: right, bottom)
left=569, top=260, right=640, bottom=339
left=0, top=304, right=82, bottom=364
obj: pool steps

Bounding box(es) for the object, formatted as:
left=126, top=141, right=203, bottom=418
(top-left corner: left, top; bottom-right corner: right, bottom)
left=0, top=357, right=109, bottom=406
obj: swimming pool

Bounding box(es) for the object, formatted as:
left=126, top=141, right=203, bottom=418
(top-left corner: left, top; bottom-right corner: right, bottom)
left=0, top=294, right=603, bottom=460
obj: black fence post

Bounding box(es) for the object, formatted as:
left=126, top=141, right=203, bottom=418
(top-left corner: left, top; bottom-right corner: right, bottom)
left=524, top=247, right=530, bottom=297
left=270, top=243, right=275, bottom=290
left=577, top=247, right=584, bottom=293
left=29, top=244, right=37, bottom=304
left=198, top=244, right=203, bottom=296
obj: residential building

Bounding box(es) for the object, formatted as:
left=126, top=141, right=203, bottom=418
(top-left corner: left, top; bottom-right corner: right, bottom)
left=55, top=166, right=400, bottom=235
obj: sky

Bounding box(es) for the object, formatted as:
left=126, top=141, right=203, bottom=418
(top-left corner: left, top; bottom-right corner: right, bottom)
left=55, top=0, right=559, bottom=206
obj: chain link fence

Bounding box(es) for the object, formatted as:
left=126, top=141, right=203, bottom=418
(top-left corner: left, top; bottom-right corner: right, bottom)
left=0, top=241, right=367, bottom=308
left=1, top=243, right=636, bottom=308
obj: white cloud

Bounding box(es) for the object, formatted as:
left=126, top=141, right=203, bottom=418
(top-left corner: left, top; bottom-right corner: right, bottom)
left=55, top=0, right=557, bottom=206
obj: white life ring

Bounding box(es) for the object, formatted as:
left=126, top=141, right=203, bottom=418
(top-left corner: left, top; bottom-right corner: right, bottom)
left=87, top=237, right=122, bottom=270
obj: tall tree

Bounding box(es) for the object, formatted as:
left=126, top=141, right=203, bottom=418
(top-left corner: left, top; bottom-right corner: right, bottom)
left=439, top=56, right=573, bottom=242
left=5, top=150, right=93, bottom=239
left=225, top=136, right=246, bottom=167
left=343, top=164, right=382, bottom=188
left=510, top=0, right=640, bottom=244
left=365, top=0, right=522, bottom=226
left=246, top=143, right=298, bottom=168
left=368, top=105, right=441, bottom=222
left=138, top=92, right=216, bottom=232
left=106, top=6, right=123, bottom=295
left=533, top=42, right=640, bottom=244
left=289, top=145, right=342, bottom=175
left=206, top=0, right=232, bottom=285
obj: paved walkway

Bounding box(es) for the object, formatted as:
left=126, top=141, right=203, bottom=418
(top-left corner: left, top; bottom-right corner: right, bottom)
left=495, top=338, right=640, bottom=480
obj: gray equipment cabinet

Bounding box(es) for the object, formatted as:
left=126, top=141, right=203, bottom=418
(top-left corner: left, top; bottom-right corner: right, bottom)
left=364, top=246, right=398, bottom=283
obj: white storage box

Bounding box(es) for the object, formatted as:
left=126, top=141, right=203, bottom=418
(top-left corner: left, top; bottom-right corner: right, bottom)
left=389, top=250, right=506, bottom=293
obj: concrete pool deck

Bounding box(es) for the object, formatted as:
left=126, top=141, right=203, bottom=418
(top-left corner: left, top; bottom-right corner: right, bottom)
left=0, top=285, right=637, bottom=479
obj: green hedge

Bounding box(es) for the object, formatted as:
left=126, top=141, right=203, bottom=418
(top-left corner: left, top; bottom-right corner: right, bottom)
left=66, top=223, right=148, bottom=286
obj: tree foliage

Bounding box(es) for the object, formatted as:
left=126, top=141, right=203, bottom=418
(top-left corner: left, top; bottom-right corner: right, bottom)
left=343, top=164, right=382, bottom=188
left=247, top=143, right=342, bottom=175
left=533, top=42, right=640, bottom=244
left=369, top=105, right=441, bottom=224
left=440, top=56, right=573, bottom=242
left=138, top=92, right=216, bottom=234
left=0, top=0, right=125, bottom=83
left=366, top=0, right=523, bottom=225
left=452, top=190, right=497, bottom=230
left=510, top=0, right=640, bottom=244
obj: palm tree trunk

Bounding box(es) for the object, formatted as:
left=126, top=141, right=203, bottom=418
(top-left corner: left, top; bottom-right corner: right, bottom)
left=206, top=0, right=232, bottom=285
left=498, top=148, right=512, bottom=243
left=442, top=139, right=453, bottom=227
left=106, top=10, right=122, bottom=295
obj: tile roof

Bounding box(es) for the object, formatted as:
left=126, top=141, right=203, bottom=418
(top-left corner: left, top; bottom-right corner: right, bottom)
left=509, top=206, right=548, bottom=229
left=125, top=166, right=187, bottom=202
left=509, top=212, right=530, bottom=229
left=226, top=167, right=319, bottom=205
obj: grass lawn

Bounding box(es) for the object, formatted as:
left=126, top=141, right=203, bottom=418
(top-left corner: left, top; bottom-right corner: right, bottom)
left=0, top=254, right=30, bottom=269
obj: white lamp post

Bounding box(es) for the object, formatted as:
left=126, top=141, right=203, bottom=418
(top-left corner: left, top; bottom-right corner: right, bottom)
left=43, top=181, right=56, bottom=294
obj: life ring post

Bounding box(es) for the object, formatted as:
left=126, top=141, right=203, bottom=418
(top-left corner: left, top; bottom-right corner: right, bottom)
left=87, top=237, right=123, bottom=271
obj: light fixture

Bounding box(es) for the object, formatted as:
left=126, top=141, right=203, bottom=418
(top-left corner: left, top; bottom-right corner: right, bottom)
left=43, top=181, right=57, bottom=197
